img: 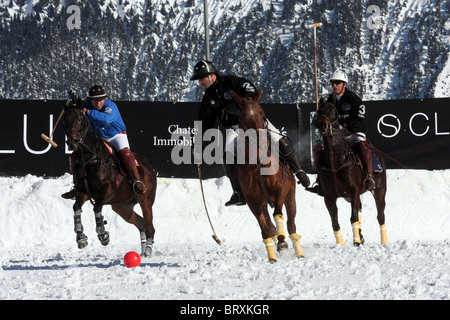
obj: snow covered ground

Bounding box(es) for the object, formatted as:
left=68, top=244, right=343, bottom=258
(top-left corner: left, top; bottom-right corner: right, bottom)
left=0, top=170, right=449, bottom=302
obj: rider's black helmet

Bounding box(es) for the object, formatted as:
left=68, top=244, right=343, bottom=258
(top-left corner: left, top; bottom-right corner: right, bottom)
left=87, top=84, right=108, bottom=100
left=190, top=60, right=217, bottom=80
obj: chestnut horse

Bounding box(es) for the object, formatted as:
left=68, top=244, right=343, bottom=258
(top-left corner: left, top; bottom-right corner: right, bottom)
left=316, top=98, right=388, bottom=246
left=62, top=101, right=157, bottom=257
left=233, top=89, right=305, bottom=262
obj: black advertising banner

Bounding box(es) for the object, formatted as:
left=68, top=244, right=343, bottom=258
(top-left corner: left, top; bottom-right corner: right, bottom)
left=0, top=98, right=449, bottom=178
left=0, top=100, right=302, bottom=178
left=121, top=101, right=302, bottom=179
left=0, top=99, right=67, bottom=176
left=298, top=97, right=450, bottom=171
left=365, top=98, right=450, bottom=170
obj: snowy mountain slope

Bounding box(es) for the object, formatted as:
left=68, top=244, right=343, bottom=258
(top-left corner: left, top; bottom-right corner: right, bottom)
left=0, top=0, right=449, bottom=102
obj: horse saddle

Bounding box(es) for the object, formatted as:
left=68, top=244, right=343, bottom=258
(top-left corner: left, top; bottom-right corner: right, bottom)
left=102, top=142, right=140, bottom=174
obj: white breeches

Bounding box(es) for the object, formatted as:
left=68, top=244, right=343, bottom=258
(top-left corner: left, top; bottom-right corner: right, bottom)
left=225, top=120, right=282, bottom=154
left=102, top=133, right=130, bottom=151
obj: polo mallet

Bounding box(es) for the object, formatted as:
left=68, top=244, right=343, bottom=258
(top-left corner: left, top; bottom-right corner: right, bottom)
left=41, top=108, right=65, bottom=148
left=308, top=22, right=322, bottom=168
left=41, top=90, right=77, bottom=148
left=198, top=164, right=223, bottom=246
left=308, top=22, right=322, bottom=110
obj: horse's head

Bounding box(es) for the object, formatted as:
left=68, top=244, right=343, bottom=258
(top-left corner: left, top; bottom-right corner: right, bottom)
left=233, top=87, right=265, bottom=130
left=62, top=101, right=89, bottom=150
left=317, top=97, right=340, bottom=136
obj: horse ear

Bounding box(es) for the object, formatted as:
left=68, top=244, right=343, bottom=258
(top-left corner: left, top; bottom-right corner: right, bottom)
left=319, top=97, right=325, bottom=105
left=64, top=98, right=83, bottom=111
left=64, top=90, right=83, bottom=110
left=75, top=97, right=83, bottom=109
left=256, top=87, right=262, bottom=101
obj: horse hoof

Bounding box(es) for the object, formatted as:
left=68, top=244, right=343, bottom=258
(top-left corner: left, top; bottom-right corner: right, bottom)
left=353, top=233, right=365, bottom=246
left=141, top=249, right=152, bottom=258
left=78, top=240, right=88, bottom=249
left=98, top=232, right=110, bottom=246
left=78, top=241, right=88, bottom=249
left=277, top=242, right=288, bottom=252
left=353, top=240, right=364, bottom=247
left=76, top=232, right=88, bottom=249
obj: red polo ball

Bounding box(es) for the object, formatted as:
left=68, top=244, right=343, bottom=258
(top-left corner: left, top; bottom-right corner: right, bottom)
left=123, top=251, right=141, bottom=268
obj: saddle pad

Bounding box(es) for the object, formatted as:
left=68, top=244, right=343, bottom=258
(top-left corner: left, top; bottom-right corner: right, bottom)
left=103, top=142, right=113, bottom=155
left=372, top=152, right=383, bottom=173
left=103, top=142, right=140, bottom=166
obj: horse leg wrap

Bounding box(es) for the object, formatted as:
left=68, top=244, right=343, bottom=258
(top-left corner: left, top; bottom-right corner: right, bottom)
left=274, top=214, right=286, bottom=239
left=73, top=210, right=88, bottom=248
left=263, top=238, right=277, bottom=263
left=73, top=209, right=83, bottom=233
left=143, top=238, right=154, bottom=258
left=334, top=229, right=345, bottom=245
left=140, top=232, right=147, bottom=254
left=95, top=212, right=106, bottom=235
left=95, top=212, right=110, bottom=246
left=289, top=233, right=305, bottom=258
left=380, top=224, right=389, bottom=245
left=352, top=221, right=362, bottom=245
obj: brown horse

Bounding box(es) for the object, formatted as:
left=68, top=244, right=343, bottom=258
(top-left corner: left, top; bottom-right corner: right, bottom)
left=316, top=98, right=388, bottom=246
left=233, top=88, right=305, bottom=262
left=62, top=101, right=157, bottom=257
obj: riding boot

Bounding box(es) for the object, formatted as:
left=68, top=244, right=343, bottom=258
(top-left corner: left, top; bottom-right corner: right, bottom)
left=278, top=137, right=310, bottom=188
left=117, top=148, right=147, bottom=195
left=357, top=141, right=375, bottom=190
left=61, top=187, right=77, bottom=199
left=223, top=163, right=246, bottom=206
left=305, top=144, right=324, bottom=196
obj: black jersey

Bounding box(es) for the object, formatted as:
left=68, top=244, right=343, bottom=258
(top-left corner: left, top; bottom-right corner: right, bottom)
left=198, top=75, right=257, bottom=132
left=326, top=89, right=366, bottom=133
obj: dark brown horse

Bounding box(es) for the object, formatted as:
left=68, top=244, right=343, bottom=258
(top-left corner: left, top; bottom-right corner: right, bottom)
left=233, top=88, right=304, bottom=262
left=316, top=98, right=388, bottom=246
left=62, top=102, right=157, bottom=257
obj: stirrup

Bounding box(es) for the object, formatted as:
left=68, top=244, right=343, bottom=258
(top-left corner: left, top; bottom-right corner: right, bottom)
left=305, top=182, right=323, bottom=196
left=133, top=180, right=147, bottom=195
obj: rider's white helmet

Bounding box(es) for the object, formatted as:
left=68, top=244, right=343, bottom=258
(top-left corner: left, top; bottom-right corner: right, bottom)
left=329, top=70, right=348, bottom=83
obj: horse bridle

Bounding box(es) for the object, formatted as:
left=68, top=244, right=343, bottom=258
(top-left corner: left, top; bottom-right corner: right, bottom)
left=234, top=99, right=261, bottom=130
left=318, top=113, right=339, bottom=136
left=236, top=98, right=282, bottom=208
left=235, top=99, right=271, bottom=157
left=64, top=110, right=88, bottom=144
left=64, top=109, right=109, bottom=171
left=64, top=110, right=99, bottom=156
left=63, top=109, right=111, bottom=204
left=317, top=105, right=355, bottom=198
